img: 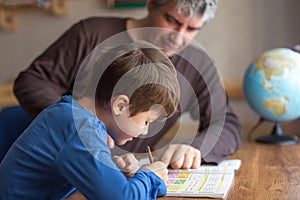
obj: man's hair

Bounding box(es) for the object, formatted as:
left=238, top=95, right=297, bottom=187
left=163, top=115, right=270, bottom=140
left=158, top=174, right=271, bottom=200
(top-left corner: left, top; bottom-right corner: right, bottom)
left=152, top=0, right=218, bottom=22
left=87, top=41, right=180, bottom=119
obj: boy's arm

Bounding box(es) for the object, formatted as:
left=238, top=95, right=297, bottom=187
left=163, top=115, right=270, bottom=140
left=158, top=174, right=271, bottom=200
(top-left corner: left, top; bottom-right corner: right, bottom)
left=56, top=133, right=166, bottom=200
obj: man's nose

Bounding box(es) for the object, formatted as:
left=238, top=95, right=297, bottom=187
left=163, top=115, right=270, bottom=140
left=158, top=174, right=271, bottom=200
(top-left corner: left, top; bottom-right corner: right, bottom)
left=169, top=31, right=185, bottom=46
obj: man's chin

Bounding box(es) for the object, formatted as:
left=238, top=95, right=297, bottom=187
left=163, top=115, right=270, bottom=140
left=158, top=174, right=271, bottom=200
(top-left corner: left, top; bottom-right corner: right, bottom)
left=161, top=47, right=181, bottom=57
left=163, top=50, right=176, bottom=57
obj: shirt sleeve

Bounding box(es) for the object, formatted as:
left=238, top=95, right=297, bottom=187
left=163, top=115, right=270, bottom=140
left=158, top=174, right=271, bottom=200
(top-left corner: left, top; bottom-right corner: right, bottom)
left=191, top=96, right=243, bottom=164
left=13, top=19, right=91, bottom=118
left=186, top=52, right=243, bottom=164
left=55, top=129, right=166, bottom=200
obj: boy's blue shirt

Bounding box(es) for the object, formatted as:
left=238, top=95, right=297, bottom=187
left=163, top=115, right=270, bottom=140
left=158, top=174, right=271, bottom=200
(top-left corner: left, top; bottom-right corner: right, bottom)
left=0, top=95, right=166, bottom=199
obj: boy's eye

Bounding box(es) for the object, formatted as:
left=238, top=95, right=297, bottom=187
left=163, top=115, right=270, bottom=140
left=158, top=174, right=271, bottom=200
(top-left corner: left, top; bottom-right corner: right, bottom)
left=145, top=121, right=148, bottom=126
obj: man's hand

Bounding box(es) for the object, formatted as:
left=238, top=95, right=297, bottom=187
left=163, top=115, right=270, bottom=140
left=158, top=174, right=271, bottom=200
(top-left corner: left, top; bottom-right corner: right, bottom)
left=158, top=144, right=201, bottom=169
left=113, top=154, right=139, bottom=178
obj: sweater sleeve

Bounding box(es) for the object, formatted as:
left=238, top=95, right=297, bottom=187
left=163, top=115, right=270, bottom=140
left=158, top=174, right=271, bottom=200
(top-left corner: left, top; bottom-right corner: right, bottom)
left=191, top=96, right=243, bottom=164
left=13, top=19, right=91, bottom=118
left=185, top=51, right=243, bottom=164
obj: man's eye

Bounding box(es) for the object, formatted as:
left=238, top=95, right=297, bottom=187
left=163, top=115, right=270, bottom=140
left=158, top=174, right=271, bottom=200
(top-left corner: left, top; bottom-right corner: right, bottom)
left=166, top=17, right=175, bottom=24
left=145, top=121, right=149, bottom=126
left=187, top=27, right=201, bottom=32
left=165, top=14, right=179, bottom=26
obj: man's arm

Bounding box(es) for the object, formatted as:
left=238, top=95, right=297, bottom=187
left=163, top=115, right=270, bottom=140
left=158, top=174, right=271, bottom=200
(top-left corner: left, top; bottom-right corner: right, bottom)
left=187, top=50, right=243, bottom=164
left=13, top=20, right=90, bottom=118
left=192, top=97, right=243, bottom=163
left=158, top=90, right=242, bottom=167
left=158, top=46, right=243, bottom=165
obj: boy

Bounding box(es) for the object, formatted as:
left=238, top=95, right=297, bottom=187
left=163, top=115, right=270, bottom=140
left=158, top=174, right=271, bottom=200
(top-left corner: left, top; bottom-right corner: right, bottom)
left=0, top=41, right=180, bottom=199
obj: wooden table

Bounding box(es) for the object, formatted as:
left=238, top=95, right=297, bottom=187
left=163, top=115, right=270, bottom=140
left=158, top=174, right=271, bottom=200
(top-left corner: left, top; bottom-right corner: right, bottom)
left=66, top=140, right=300, bottom=200
left=210, top=142, right=300, bottom=200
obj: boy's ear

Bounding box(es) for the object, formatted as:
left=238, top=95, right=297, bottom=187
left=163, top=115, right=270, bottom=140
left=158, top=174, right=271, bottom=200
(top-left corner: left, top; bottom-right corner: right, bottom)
left=111, top=95, right=130, bottom=115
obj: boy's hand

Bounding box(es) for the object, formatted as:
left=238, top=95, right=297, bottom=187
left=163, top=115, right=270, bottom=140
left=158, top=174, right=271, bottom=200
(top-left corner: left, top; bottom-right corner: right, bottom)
left=107, top=135, right=115, bottom=149
left=142, top=161, right=168, bottom=184
left=158, top=144, right=201, bottom=169
left=113, top=154, right=139, bottom=178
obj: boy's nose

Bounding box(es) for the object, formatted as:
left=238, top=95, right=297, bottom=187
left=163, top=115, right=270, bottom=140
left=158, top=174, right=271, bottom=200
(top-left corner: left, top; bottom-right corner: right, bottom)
left=141, top=127, right=148, bottom=135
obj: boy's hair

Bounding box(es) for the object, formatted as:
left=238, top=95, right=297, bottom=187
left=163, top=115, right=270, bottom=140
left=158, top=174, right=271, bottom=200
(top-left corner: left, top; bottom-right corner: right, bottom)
left=87, top=41, right=180, bottom=119
left=152, top=0, right=218, bottom=22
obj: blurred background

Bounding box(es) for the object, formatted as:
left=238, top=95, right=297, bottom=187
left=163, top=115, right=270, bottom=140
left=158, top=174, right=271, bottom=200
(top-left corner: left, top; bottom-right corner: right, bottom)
left=0, top=0, right=299, bottom=128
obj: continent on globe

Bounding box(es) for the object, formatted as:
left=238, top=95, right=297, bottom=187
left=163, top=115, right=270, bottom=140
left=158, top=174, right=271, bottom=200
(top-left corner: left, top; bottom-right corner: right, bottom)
left=256, top=50, right=299, bottom=81
left=264, top=97, right=288, bottom=116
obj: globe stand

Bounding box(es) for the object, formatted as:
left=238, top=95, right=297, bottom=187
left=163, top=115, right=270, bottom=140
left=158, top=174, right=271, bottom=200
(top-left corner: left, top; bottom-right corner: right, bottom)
left=255, top=123, right=299, bottom=145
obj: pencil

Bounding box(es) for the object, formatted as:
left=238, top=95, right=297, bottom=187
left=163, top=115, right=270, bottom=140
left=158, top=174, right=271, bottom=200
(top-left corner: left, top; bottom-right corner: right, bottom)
left=146, top=145, right=154, bottom=163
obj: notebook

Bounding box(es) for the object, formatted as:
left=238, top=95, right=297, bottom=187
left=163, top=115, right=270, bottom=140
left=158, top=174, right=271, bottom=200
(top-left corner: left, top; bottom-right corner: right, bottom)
left=166, top=159, right=241, bottom=198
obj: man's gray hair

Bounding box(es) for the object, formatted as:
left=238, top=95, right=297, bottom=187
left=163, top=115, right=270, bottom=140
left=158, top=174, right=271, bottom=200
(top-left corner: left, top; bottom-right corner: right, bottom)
left=152, top=0, right=218, bottom=22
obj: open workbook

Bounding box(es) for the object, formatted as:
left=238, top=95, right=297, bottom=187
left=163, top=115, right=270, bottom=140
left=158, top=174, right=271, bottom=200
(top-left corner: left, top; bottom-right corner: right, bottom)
left=166, top=159, right=241, bottom=198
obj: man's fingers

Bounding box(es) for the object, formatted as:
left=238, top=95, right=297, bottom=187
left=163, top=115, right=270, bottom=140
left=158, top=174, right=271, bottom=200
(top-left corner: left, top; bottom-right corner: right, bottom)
left=160, top=145, right=184, bottom=166
left=191, top=152, right=201, bottom=169
left=167, top=145, right=188, bottom=168
left=159, top=147, right=173, bottom=166
left=159, top=144, right=201, bottom=169
left=181, top=154, right=194, bottom=169
left=170, top=155, right=184, bottom=169
left=182, top=149, right=201, bottom=169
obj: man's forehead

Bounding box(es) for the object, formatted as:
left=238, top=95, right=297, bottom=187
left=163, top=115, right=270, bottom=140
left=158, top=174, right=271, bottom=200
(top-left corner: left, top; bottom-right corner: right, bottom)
left=166, top=10, right=204, bottom=28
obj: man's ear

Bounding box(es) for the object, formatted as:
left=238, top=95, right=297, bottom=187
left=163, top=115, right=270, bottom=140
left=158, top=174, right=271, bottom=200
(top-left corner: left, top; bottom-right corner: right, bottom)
left=111, top=95, right=130, bottom=115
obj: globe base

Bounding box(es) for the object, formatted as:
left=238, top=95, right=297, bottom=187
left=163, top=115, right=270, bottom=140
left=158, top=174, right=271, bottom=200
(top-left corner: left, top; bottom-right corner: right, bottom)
left=256, top=134, right=298, bottom=145
left=255, top=123, right=299, bottom=145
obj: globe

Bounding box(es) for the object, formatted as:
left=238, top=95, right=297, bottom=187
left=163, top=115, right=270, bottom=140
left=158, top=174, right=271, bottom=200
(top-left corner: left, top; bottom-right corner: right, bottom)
left=243, top=48, right=300, bottom=122
left=243, top=48, right=300, bottom=144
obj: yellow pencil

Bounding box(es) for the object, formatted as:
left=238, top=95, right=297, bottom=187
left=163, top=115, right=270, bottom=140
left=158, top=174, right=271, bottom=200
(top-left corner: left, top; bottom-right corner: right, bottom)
left=146, top=145, right=154, bottom=163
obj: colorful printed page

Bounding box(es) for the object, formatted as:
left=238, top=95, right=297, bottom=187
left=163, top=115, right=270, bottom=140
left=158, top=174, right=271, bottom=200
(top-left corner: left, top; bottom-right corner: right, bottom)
left=166, top=159, right=241, bottom=198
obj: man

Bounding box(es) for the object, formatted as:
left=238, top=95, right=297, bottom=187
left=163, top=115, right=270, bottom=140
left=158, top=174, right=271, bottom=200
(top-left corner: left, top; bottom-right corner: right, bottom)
left=14, top=0, right=243, bottom=169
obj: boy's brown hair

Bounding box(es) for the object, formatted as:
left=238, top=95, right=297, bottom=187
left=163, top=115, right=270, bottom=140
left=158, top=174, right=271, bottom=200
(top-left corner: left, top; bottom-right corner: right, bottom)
left=87, top=41, right=180, bottom=119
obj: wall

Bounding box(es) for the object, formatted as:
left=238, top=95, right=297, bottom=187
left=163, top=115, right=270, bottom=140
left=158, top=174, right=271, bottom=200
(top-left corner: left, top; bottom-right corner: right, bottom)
left=0, top=0, right=147, bottom=82
left=198, top=0, right=300, bottom=80
left=0, top=0, right=300, bottom=124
